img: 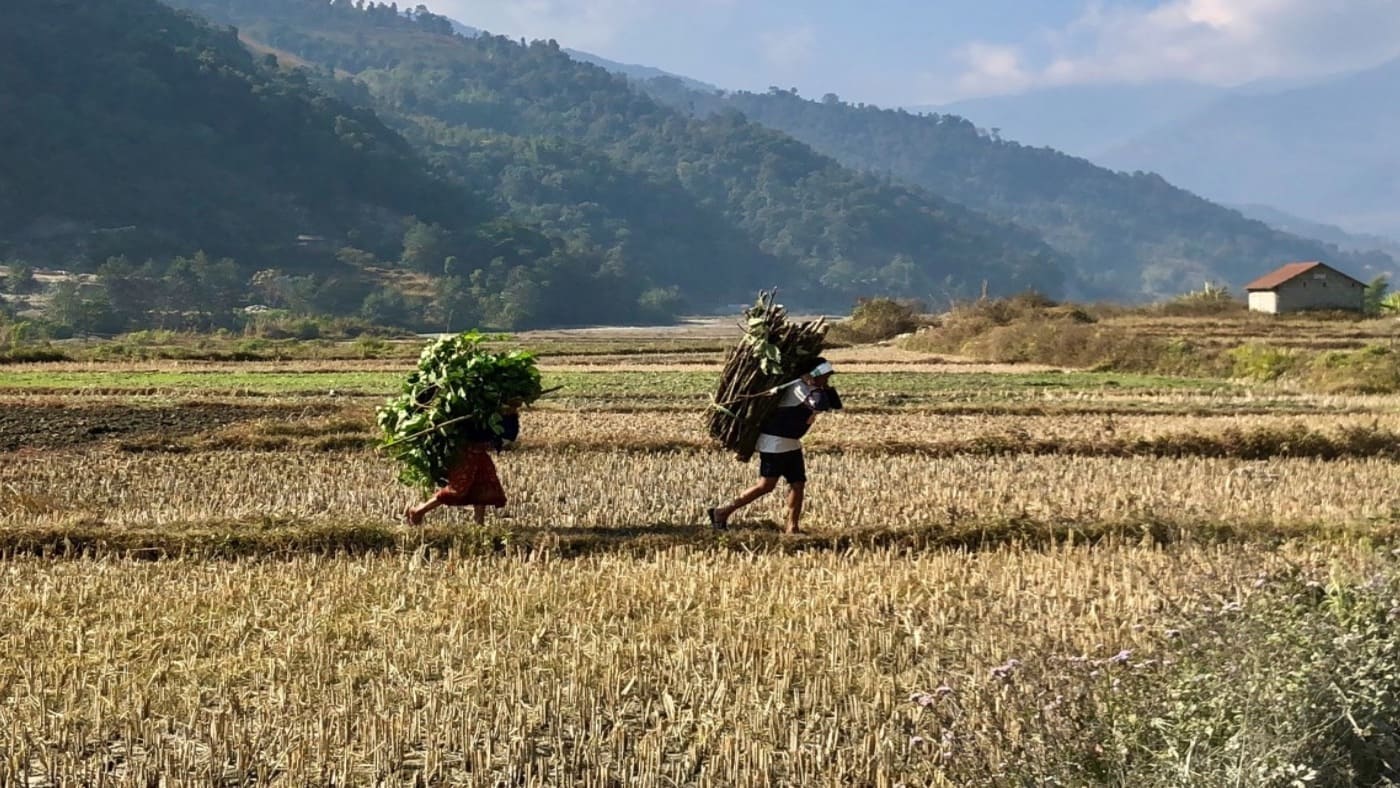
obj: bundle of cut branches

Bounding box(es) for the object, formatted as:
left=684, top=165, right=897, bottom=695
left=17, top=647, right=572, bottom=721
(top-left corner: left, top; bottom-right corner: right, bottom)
left=707, top=291, right=828, bottom=461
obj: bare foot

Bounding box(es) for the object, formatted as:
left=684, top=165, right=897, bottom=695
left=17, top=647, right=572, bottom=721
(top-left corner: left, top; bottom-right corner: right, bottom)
left=784, top=525, right=801, bottom=535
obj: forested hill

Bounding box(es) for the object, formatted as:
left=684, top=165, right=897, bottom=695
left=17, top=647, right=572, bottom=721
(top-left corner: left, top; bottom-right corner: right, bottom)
left=0, top=0, right=476, bottom=267
left=5, top=0, right=796, bottom=329
left=642, top=83, right=1396, bottom=299
left=162, top=0, right=1071, bottom=308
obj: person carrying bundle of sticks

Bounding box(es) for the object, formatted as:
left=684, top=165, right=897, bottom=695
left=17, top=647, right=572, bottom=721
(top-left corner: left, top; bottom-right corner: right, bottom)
left=708, top=357, right=842, bottom=533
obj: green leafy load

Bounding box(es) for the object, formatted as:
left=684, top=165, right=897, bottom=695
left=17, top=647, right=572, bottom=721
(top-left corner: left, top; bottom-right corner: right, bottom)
left=377, top=332, right=543, bottom=491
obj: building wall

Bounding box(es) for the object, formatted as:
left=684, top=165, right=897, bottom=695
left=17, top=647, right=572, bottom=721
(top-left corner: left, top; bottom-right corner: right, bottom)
left=1274, top=268, right=1365, bottom=312
left=1248, top=291, right=1279, bottom=314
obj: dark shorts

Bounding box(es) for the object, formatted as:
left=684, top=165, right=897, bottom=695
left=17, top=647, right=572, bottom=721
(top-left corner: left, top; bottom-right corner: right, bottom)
left=758, top=450, right=806, bottom=484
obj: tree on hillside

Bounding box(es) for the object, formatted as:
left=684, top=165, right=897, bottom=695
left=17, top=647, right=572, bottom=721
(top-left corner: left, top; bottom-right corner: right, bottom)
left=97, top=257, right=158, bottom=329
left=359, top=287, right=410, bottom=325
left=400, top=220, right=452, bottom=273
left=1, top=263, right=38, bottom=295
left=1363, top=276, right=1390, bottom=315
left=47, top=280, right=120, bottom=335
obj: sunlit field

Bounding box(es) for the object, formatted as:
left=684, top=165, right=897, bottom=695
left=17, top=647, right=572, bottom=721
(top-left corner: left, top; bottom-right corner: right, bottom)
left=3, top=323, right=1399, bottom=785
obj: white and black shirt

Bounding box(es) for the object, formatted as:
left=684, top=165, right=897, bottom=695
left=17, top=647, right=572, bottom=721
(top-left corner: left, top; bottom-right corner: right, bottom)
left=755, top=380, right=841, bottom=454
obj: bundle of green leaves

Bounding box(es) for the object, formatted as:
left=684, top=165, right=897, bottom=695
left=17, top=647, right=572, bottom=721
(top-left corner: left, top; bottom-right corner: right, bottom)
left=377, top=332, right=543, bottom=491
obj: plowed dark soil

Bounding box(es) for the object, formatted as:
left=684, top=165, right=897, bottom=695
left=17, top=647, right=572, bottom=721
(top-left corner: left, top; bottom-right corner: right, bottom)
left=0, top=403, right=306, bottom=451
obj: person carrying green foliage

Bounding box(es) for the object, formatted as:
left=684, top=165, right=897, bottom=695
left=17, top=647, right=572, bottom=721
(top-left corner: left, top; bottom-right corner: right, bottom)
left=377, top=332, right=543, bottom=526
left=403, top=401, right=521, bottom=526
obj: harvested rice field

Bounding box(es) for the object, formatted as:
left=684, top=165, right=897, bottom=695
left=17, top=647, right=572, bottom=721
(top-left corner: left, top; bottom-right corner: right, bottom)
left=2, top=327, right=1400, bottom=785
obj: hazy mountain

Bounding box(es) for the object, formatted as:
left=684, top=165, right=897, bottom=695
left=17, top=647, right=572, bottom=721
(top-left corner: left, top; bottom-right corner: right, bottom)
left=445, top=18, right=720, bottom=97
left=446, top=18, right=480, bottom=37
left=151, top=0, right=1070, bottom=317
left=642, top=81, right=1396, bottom=299
left=3, top=0, right=701, bottom=332
left=1233, top=204, right=1400, bottom=264
left=1101, top=56, right=1400, bottom=237
left=563, top=50, right=718, bottom=93
left=914, top=81, right=1225, bottom=158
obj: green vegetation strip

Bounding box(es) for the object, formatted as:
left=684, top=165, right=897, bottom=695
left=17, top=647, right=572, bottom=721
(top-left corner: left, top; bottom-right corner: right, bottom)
left=116, top=425, right=1400, bottom=463
left=0, top=337, right=733, bottom=364
left=0, top=369, right=1231, bottom=396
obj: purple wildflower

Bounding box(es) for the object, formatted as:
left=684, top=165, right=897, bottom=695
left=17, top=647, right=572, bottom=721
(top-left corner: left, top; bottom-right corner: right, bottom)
left=990, top=659, right=1021, bottom=680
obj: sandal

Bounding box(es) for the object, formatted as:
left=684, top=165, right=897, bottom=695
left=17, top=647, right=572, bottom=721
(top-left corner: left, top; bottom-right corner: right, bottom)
left=707, top=507, right=726, bottom=530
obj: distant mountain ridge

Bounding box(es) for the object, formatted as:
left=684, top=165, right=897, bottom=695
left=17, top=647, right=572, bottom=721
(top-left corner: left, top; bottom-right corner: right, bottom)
left=562, top=49, right=718, bottom=94
left=1232, top=204, right=1400, bottom=262
left=1099, top=56, right=1400, bottom=237
left=914, top=81, right=1226, bottom=159
left=162, top=0, right=1069, bottom=312
left=641, top=80, right=1396, bottom=298
left=445, top=18, right=720, bottom=96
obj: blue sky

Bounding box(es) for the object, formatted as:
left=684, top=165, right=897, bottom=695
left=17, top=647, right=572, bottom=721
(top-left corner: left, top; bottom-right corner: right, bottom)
left=429, top=0, right=1400, bottom=106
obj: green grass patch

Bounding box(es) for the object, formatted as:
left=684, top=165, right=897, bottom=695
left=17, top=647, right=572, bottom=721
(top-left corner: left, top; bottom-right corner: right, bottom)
left=0, top=368, right=1233, bottom=398
left=0, top=334, right=732, bottom=363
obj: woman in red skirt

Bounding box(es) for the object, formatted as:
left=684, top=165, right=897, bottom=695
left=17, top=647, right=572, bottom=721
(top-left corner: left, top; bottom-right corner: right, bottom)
left=403, top=410, right=519, bottom=526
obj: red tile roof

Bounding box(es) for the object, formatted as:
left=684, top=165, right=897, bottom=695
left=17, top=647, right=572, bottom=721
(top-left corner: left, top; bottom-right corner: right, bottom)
left=1244, top=261, right=1345, bottom=291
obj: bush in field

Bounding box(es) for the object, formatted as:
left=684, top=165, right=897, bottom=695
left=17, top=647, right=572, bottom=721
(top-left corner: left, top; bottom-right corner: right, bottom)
left=1230, top=343, right=1298, bottom=381
left=0, top=312, right=71, bottom=361
left=961, top=318, right=1214, bottom=374
left=1306, top=344, right=1400, bottom=393
left=829, top=297, right=923, bottom=343
left=1095, top=571, right=1400, bottom=785
left=904, top=292, right=1070, bottom=353
left=899, top=293, right=1189, bottom=372
left=0, top=316, right=37, bottom=352
left=1363, top=276, right=1391, bottom=316
left=902, top=293, right=1400, bottom=389
left=243, top=312, right=392, bottom=340
left=1153, top=282, right=1246, bottom=316
left=918, top=567, right=1400, bottom=786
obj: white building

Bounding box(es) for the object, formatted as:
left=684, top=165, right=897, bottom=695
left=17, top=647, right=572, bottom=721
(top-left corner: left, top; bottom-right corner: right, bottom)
left=1244, top=261, right=1365, bottom=314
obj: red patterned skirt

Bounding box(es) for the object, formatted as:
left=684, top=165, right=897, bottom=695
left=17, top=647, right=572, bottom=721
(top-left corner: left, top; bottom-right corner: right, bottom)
left=433, top=444, right=507, bottom=507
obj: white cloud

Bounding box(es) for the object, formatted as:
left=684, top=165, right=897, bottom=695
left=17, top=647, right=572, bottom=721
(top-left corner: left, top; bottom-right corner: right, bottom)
left=952, top=0, right=1400, bottom=98
left=758, top=25, right=818, bottom=73
left=427, top=0, right=653, bottom=49
left=954, top=42, right=1033, bottom=96
left=428, top=0, right=739, bottom=50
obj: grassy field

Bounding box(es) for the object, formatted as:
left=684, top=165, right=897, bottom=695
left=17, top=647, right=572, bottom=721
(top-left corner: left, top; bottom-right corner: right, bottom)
left=0, top=365, right=1224, bottom=398
left=3, top=319, right=1400, bottom=785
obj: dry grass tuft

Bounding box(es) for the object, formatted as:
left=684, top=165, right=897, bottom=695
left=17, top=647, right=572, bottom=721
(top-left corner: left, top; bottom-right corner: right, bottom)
left=0, top=544, right=1388, bottom=784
